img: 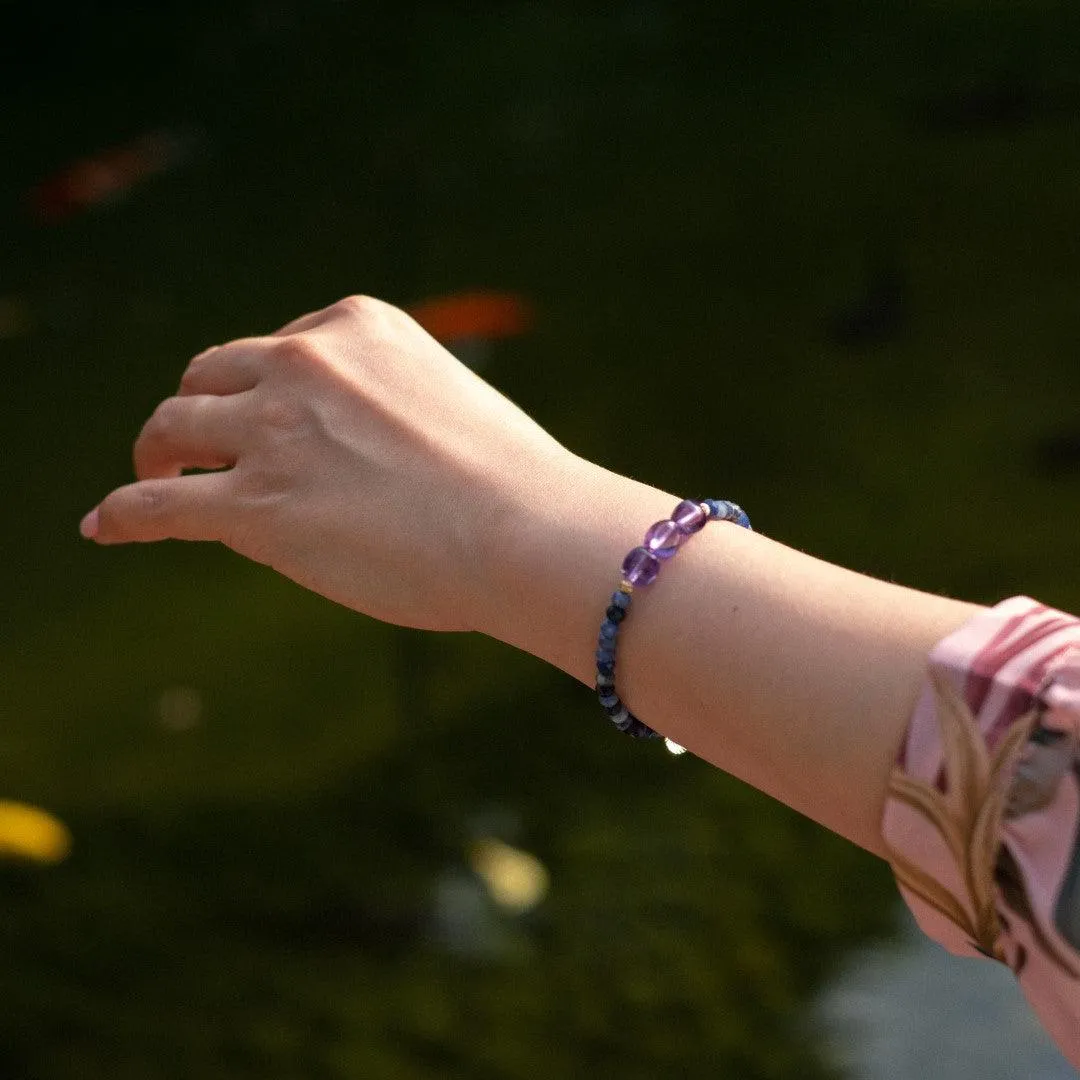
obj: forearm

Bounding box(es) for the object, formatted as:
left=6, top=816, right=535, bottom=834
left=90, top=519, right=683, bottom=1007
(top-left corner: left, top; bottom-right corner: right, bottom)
left=480, top=454, right=984, bottom=857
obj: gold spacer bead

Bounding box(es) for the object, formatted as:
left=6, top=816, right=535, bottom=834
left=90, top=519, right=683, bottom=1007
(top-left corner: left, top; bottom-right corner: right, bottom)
left=618, top=580, right=634, bottom=594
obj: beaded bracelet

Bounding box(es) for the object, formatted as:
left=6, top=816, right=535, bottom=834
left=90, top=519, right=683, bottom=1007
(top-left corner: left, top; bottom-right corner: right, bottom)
left=595, top=498, right=752, bottom=740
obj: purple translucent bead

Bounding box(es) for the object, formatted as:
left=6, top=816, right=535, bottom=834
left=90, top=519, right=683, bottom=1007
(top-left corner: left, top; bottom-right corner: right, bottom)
left=644, top=519, right=683, bottom=559
left=672, top=499, right=707, bottom=534
left=621, top=545, right=660, bottom=587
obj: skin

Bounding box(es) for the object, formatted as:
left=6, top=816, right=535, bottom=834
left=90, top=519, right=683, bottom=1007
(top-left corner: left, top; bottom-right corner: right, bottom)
left=82, top=295, right=984, bottom=857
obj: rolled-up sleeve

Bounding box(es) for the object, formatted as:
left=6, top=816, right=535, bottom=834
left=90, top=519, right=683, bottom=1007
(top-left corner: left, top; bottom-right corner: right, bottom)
left=883, top=596, right=1080, bottom=1069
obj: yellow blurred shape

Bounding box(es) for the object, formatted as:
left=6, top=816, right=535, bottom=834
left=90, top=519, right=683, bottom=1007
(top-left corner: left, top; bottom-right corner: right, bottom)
left=468, top=837, right=549, bottom=914
left=0, top=800, right=72, bottom=864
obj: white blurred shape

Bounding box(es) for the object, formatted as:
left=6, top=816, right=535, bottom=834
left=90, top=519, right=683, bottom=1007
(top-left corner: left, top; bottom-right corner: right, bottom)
left=816, top=907, right=1076, bottom=1079
left=156, top=685, right=204, bottom=731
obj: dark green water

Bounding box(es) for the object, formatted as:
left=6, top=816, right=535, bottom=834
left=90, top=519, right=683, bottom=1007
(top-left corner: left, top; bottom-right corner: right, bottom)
left=2, top=3, right=1080, bottom=1077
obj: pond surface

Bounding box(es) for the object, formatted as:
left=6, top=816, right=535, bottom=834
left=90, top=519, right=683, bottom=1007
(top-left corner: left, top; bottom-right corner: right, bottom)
left=2, top=3, right=1080, bottom=1077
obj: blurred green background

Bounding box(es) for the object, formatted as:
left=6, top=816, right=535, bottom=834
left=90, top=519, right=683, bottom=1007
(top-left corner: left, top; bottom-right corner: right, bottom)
left=2, top=2, right=1079, bottom=1077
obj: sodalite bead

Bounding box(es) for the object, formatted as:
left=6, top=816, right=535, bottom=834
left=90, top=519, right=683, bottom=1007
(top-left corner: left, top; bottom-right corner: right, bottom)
left=610, top=590, right=631, bottom=610
left=595, top=646, right=616, bottom=664
left=604, top=604, right=626, bottom=623
left=598, top=692, right=619, bottom=708
left=624, top=715, right=659, bottom=739
left=644, top=519, right=683, bottom=559
left=672, top=499, right=707, bottom=534
left=599, top=619, right=619, bottom=638
left=621, top=546, right=660, bottom=587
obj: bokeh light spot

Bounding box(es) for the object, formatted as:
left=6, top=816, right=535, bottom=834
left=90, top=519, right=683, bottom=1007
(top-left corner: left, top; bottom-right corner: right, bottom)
left=0, top=800, right=72, bottom=864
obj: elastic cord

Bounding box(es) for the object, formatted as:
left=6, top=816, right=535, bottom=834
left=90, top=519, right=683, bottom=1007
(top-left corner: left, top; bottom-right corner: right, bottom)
left=595, top=498, right=752, bottom=740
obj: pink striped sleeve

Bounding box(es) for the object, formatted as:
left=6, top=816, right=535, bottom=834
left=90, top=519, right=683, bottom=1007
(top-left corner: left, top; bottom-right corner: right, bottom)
left=883, top=596, right=1080, bottom=1068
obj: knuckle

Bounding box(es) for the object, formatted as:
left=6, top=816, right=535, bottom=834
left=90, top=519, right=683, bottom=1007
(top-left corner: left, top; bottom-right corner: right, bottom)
left=178, top=359, right=207, bottom=394
left=147, top=395, right=184, bottom=438
left=271, top=334, right=323, bottom=371
left=337, top=293, right=379, bottom=319
left=136, top=400, right=184, bottom=463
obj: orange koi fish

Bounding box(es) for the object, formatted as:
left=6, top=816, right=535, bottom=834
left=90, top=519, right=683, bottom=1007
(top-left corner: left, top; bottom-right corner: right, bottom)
left=407, top=290, right=533, bottom=370
left=27, top=126, right=200, bottom=224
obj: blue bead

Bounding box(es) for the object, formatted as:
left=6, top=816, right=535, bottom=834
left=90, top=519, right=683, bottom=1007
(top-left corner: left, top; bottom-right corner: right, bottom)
left=605, top=604, right=626, bottom=623
left=595, top=673, right=615, bottom=690
left=600, top=619, right=619, bottom=638
left=625, top=717, right=659, bottom=739
left=734, top=509, right=751, bottom=530
left=610, top=591, right=631, bottom=610
left=597, top=660, right=615, bottom=676
left=598, top=692, right=619, bottom=708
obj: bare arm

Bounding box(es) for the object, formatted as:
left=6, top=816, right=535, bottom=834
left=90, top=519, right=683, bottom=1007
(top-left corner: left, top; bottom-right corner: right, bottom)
left=82, top=296, right=983, bottom=857
left=476, top=456, right=983, bottom=856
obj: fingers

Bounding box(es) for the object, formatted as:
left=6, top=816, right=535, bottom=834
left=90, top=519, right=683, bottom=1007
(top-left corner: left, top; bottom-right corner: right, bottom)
left=178, top=339, right=265, bottom=397
left=90, top=471, right=233, bottom=544
left=134, top=393, right=249, bottom=480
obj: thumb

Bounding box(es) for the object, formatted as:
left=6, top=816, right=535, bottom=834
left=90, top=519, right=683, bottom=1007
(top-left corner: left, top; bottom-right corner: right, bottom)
left=81, top=472, right=231, bottom=544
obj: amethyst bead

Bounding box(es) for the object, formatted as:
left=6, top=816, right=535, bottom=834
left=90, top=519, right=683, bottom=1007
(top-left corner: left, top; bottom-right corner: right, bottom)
left=644, top=519, right=683, bottom=559
left=621, top=546, right=660, bottom=587
left=672, top=499, right=707, bottom=534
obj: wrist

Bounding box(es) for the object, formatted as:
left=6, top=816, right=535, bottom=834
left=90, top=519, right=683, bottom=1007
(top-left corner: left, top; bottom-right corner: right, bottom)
left=475, top=452, right=678, bottom=686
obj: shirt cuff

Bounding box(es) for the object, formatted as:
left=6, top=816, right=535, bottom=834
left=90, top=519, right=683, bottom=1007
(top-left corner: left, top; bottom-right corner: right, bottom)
left=882, top=595, right=1080, bottom=1068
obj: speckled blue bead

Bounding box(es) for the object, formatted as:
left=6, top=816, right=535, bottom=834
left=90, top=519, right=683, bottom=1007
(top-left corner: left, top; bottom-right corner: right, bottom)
left=624, top=715, right=660, bottom=739
left=598, top=692, right=619, bottom=708
left=610, top=591, right=631, bottom=610
left=604, top=604, right=626, bottom=623
left=600, top=619, right=619, bottom=638
left=596, top=646, right=616, bottom=664
left=595, top=673, right=615, bottom=690
left=596, top=660, right=615, bottom=677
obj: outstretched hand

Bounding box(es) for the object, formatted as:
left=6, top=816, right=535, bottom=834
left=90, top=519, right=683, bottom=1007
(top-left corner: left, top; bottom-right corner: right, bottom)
left=80, top=295, right=574, bottom=632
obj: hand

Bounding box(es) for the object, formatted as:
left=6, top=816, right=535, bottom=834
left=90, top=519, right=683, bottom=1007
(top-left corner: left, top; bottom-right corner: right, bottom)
left=81, top=295, right=573, bottom=632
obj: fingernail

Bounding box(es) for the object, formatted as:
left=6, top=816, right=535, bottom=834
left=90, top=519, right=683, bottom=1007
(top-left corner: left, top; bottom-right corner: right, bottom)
left=79, top=508, right=99, bottom=540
